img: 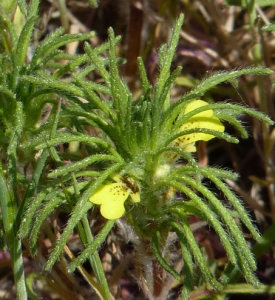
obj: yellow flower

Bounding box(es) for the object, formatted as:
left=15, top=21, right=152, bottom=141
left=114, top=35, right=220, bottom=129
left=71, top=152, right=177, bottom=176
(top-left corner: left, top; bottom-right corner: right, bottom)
left=174, top=100, right=225, bottom=153
left=89, top=174, right=140, bottom=220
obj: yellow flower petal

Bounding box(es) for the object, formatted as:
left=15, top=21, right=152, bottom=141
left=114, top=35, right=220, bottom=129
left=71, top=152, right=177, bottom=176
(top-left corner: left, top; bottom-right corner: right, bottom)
left=130, top=191, right=140, bottom=203
left=120, top=177, right=141, bottom=203
left=89, top=183, right=130, bottom=219
left=184, top=100, right=213, bottom=116
left=178, top=100, right=224, bottom=152
left=89, top=174, right=141, bottom=219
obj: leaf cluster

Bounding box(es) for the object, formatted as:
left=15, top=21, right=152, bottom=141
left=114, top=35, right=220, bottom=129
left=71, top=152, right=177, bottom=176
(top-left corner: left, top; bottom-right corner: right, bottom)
left=1, top=5, right=274, bottom=299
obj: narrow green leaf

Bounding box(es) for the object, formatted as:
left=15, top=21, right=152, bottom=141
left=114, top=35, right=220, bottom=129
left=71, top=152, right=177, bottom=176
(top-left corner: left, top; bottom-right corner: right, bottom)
left=18, top=189, right=48, bottom=238
left=13, top=16, right=37, bottom=68
left=29, top=196, right=65, bottom=255
left=26, top=274, right=44, bottom=300
left=48, top=154, right=120, bottom=178
left=108, top=27, right=130, bottom=127
left=200, top=168, right=261, bottom=241
left=179, top=237, right=194, bottom=300
left=84, top=42, right=111, bottom=86
left=21, top=74, right=86, bottom=98
left=2, top=17, right=17, bottom=48
left=222, top=283, right=275, bottom=294
left=218, top=113, right=248, bottom=138
left=175, top=174, right=257, bottom=270
left=156, top=13, right=184, bottom=106
left=45, top=163, right=124, bottom=270
left=169, top=192, right=237, bottom=267
left=262, top=23, right=275, bottom=31
left=87, top=0, right=98, bottom=8
left=45, top=200, right=93, bottom=271
left=137, top=57, right=150, bottom=93
left=27, top=0, right=40, bottom=17
left=151, top=230, right=181, bottom=280
left=171, top=219, right=223, bottom=290
left=165, top=68, right=273, bottom=126
left=225, top=0, right=275, bottom=6
left=0, top=85, right=15, bottom=99
left=68, top=220, right=115, bottom=272
left=35, top=30, right=95, bottom=63
left=73, top=76, right=115, bottom=119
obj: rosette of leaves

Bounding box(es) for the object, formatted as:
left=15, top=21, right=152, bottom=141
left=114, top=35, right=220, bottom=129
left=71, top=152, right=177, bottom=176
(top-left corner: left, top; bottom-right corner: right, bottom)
left=19, top=13, right=274, bottom=300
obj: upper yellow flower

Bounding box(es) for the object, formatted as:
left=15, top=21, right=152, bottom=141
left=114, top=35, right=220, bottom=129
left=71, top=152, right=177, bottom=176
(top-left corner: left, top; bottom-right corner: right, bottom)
left=173, top=100, right=225, bottom=153
left=89, top=174, right=140, bottom=220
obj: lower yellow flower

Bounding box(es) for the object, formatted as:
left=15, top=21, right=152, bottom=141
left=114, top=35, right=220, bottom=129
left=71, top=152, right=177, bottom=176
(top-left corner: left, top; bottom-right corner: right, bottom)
left=174, top=100, right=225, bottom=152
left=89, top=174, right=140, bottom=220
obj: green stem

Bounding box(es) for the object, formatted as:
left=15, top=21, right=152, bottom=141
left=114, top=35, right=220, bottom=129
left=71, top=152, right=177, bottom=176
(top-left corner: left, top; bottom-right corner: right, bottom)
left=71, top=172, right=113, bottom=300
left=78, top=216, right=113, bottom=300
left=57, top=0, right=69, bottom=33
left=0, top=168, right=27, bottom=300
